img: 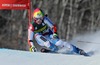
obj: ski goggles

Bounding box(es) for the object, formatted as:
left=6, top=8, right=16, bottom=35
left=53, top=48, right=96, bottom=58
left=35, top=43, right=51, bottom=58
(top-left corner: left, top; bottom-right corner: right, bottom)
left=34, top=17, right=43, bottom=21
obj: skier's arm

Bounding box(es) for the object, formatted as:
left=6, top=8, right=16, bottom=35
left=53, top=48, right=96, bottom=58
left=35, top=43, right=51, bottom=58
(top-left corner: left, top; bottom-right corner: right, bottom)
left=44, top=16, right=57, bottom=33
left=28, top=24, right=37, bottom=52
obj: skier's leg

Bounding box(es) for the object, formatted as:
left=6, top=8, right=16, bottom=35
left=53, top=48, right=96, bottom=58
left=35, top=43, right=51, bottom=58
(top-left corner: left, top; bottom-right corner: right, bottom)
left=49, top=35, right=73, bottom=51
left=63, top=42, right=88, bottom=56
left=35, top=33, right=58, bottom=52
left=55, top=40, right=74, bottom=52
left=54, top=40, right=88, bottom=55
left=72, top=45, right=89, bottom=56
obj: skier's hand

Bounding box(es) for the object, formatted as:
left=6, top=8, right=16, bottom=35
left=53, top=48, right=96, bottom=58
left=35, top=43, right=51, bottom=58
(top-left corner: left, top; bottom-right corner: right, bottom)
left=53, top=33, right=58, bottom=38
left=29, top=46, right=37, bottom=52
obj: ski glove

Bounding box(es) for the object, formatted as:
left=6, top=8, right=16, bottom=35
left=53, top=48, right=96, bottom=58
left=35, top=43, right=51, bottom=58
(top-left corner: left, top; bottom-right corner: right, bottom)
left=53, top=33, right=58, bottom=38
left=29, top=46, right=37, bottom=52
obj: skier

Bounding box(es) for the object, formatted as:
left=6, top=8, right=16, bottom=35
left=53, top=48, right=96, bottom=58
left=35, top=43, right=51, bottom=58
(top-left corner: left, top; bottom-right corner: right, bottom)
left=28, top=8, right=88, bottom=56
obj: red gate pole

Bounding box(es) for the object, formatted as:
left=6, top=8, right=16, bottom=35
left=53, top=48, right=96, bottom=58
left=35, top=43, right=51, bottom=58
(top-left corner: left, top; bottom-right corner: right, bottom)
left=28, top=0, right=32, bottom=25
left=28, top=0, right=32, bottom=49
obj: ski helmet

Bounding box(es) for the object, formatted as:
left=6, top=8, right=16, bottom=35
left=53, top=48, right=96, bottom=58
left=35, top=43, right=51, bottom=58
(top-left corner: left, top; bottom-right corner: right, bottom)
left=33, top=8, right=44, bottom=19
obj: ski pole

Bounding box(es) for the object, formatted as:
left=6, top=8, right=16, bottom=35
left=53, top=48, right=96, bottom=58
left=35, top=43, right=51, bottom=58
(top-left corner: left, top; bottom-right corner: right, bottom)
left=77, top=41, right=100, bottom=44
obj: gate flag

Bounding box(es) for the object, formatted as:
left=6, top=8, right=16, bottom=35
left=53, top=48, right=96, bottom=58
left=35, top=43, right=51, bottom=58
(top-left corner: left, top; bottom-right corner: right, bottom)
left=0, top=0, right=30, bottom=9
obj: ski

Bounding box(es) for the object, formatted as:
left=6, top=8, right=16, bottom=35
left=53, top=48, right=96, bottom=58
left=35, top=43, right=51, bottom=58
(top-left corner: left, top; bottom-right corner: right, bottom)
left=40, top=48, right=94, bottom=57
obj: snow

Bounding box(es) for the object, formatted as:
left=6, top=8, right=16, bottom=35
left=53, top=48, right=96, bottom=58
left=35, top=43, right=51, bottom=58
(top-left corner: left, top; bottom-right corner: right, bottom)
left=0, top=31, right=100, bottom=65
left=0, top=48, right=100, bottom=65
left=72, top=31, right=100, bottom=53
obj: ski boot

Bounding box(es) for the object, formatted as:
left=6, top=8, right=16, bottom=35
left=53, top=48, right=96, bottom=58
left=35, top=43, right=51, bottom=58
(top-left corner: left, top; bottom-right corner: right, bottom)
left=72, top=45, right=89, bottom=56
left=78, top=49, right=89, bottom=56
left=75, top=47, right=89, bottom=56
left=40, top=48, right=51, bottom=53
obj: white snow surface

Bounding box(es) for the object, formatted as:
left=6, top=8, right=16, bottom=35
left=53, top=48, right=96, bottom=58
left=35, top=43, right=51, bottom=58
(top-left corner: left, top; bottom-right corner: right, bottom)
left=0, top=31, right=100, bottom=65
left=0, top=48, right=100, bottom=65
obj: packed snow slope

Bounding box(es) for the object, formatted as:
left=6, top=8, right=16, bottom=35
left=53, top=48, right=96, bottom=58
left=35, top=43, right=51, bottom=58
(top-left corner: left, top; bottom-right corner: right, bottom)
left=0, top=48, right=100, bottom=65
left=0, top=31, right=100, bottom=65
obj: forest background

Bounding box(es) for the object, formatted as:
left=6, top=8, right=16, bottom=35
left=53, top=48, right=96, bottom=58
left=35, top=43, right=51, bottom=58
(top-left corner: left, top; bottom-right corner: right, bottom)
left=0, top=0, right=100, bottom=51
